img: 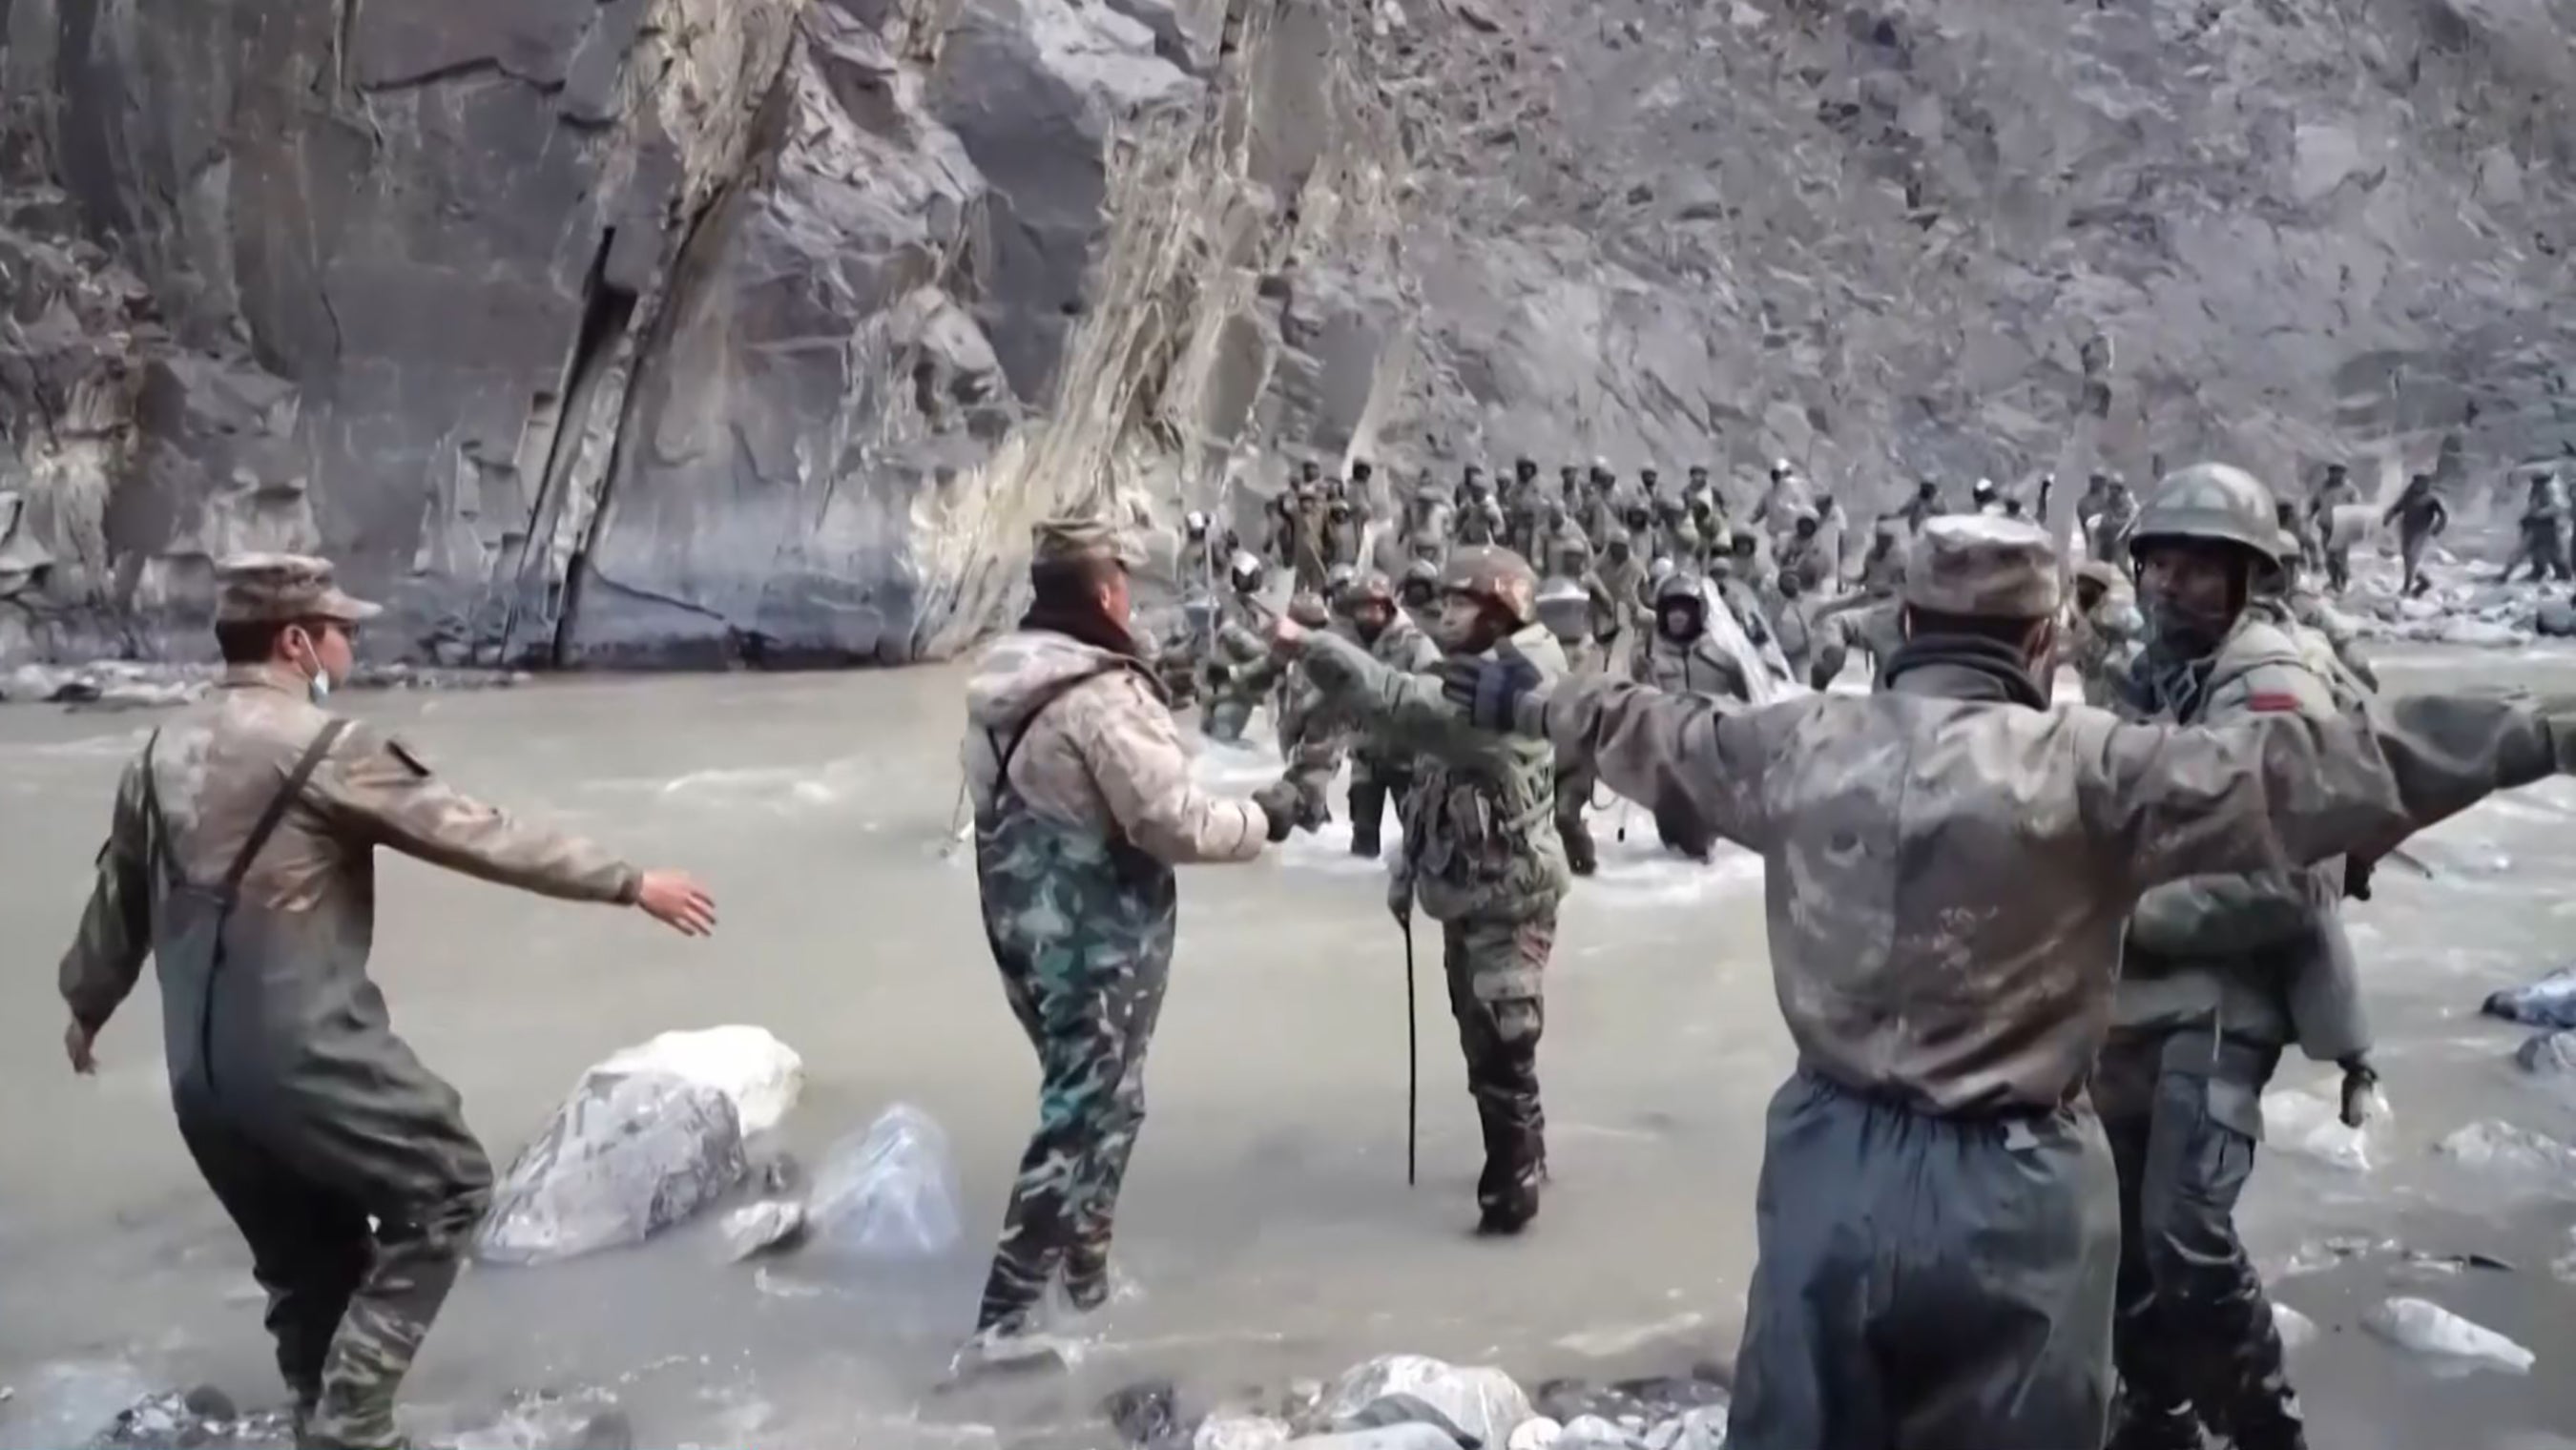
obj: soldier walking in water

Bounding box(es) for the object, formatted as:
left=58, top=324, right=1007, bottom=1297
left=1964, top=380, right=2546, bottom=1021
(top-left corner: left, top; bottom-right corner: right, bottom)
left=1265, top=547, right=1570, bottom=1233
left=56, top=554, right=717, bottom=1450
left=960, top=520, right=1306, bottom=1368
left=2106, top=466, right=2384, bottom=1450
left=2381, top=471, right=2451, bottom=597
left=1434, top=514, right=2576, bottom=1450
left=1335, top=572, right=1442, bottom=860
left=2307, top=462, right=2360, bottom=592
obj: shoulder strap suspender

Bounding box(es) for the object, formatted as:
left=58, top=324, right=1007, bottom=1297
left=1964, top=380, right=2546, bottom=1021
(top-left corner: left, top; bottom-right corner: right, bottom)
left=990, top=665, right=1131, bottom=785
left=216, top=719, right=350, bottom=900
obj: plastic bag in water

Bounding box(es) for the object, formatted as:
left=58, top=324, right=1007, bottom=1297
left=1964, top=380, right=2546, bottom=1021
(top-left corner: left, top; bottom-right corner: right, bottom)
left=478, top=1069, right=748, bottom=1265
left=806, top=1105, right=962, bottom=1260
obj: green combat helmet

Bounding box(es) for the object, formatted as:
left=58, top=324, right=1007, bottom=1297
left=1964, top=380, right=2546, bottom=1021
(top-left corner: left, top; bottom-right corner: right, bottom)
left=1441, top=545, right=1539, bottom=626
left=2129, top=463, right=2289, bottom=566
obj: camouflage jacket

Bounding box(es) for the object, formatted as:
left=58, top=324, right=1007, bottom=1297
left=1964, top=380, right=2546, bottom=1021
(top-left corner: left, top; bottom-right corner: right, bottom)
left=1298, top=623, right=1572, bottom=923
left=2067, top=590, right=2145, bottom=707
left=2115, top=616, right=2373, bottom=1068
left=60, top=664, right=640, bottom=1089
left=965, top=630, right=1271, bottom=864
left=1345, top=613, right=1444, bottom=771
left=1528, top=659, right=2567, bottom=1116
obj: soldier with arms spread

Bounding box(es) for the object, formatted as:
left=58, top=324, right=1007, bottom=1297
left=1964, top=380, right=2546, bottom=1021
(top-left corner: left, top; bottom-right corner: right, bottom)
left=1425, top=515, right=2574, bottom=1450
left=1264, top=547, right=1570, bottom=1233
left=960, top=520, right=1306, bottom=1367
left=58, top=555, right=717, bottom=1450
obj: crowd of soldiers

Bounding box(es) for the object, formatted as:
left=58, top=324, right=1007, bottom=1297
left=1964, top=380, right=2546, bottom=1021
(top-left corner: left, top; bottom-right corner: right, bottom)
left=46, top=452, right=2576, bottom=1450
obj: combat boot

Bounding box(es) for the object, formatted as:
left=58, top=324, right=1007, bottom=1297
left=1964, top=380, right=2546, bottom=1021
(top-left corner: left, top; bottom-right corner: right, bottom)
left=1473, top=1119, right=1543, bottom=1236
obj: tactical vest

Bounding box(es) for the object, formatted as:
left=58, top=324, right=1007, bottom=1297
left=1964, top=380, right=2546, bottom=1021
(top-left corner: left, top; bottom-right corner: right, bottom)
left=1400, top=626, right=1569, bottom=923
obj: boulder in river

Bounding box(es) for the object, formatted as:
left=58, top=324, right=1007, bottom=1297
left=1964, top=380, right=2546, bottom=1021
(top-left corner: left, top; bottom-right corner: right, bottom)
left=2261, top=1086, right=2381, bottom=1172
left=478, top=1068, right=749, bottom=1265
left=804, top=1104, right=963, bottom=1261
left=2433, top=1119, right=2576, bottom=1186
left=2513, top=1030, right=2576, bottom=1080
left=1317, top=1354, right=1535, bottom=1449
left=2484, top=967, right=2576, bottom=1029
left=592, top=1025, right=804, bottom=1135
left=2363, top=1297, right=2535, bottom=1374
left=1195, top=1415, right=1296, bottom=1450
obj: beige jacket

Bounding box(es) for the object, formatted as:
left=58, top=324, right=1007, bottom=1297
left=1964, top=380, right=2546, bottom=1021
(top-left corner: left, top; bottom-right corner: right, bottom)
left=963, top=629, right=1269, bottom=864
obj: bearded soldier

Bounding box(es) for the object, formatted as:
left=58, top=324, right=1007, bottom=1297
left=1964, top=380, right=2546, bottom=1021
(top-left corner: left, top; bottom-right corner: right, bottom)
left=56, top=555, right=718, bottom=1449
left=1432, top=514, right=2576, bottom=1450
left=961, top=521, right=1306, bottom=1367
left=1265, top=547, right=1570, bottom=1232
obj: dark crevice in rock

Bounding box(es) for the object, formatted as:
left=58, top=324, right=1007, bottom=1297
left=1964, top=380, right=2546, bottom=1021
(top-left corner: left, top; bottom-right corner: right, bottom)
left=513, top=229, right=637, bottom=667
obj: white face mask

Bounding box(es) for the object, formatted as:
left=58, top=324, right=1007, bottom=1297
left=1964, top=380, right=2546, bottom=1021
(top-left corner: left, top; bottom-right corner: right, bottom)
left=291, top=627, right=332, bottom=704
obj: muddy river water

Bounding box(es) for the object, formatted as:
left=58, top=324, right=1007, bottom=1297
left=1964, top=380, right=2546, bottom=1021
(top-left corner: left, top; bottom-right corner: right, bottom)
left=5, top=649, right=2576, bottom=1447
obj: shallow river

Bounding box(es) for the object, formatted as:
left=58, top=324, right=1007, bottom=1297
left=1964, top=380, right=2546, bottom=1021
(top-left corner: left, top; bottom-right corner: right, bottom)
left=5, top=649, right=2576, bottom=1448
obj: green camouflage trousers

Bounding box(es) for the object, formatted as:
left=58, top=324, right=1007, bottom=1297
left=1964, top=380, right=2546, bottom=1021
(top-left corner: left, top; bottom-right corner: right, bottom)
left=1443, top=912, right=1553, bottom=1219
left=973, top=790, right=1177, bottom=1335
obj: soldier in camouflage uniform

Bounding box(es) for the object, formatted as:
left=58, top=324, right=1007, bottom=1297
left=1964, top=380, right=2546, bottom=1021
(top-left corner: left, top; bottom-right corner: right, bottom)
left=2088, top=474, right=2141, bottom=568
left=961, top=520, right=1307, bottom=1366
left=57, top=555, right=717, bottom=1450
left=2264, top=541, right=2379, bottom=693
left=1537, top=565, right=1606, bottom=878
left=2505, top=470, right=2571, bottom=585
left=1435, top=513, right=2576, bottom=1450
left=2066, top=560, right=2146, bottom=708
left=1198, top=553, right=1277, bottom=743
left=1455, top=473, right=1506, bottom=548
left=1399, top=558, right=1442, bottom=613
left=1595, top=528, right=1651, bottom=644
left=1338, top=571, right=1444, bottom=859
left=2104, top=466, right=2385, bottom=1450
left=1267, top=547, right=1571, bottom=1232
left=2307, top=463, right=2360, bottom=592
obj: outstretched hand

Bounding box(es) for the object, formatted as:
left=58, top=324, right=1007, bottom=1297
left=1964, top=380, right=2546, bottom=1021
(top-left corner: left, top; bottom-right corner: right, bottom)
left=64, top=1017, right=96, bottom=1076
left=636, top=869, right=718, bottom=937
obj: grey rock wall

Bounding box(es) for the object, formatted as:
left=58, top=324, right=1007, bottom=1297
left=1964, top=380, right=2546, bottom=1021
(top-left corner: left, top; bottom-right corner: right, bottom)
left=2, top=0, right=2570, bottom=669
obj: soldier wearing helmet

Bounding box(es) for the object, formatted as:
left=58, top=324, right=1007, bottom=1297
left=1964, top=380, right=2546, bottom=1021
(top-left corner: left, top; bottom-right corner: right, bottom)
left=1536, top=540, right=1619, bottom=879
left=1423, top=512, right=2576, bottom=1450
left=1900, top=477, right=1944, bottom=534
left=1455, top=467, right=1504, bottom=548
left=2103, top=463, right=2376, bottom=1450
left=1197, top=553, right=1278, bottom=743
left=2065, top=559, right=2144, bottom=709
left=1334, top=572, right=1442, bottom=859
left=1399, top=557, right=1442, bottom=612
left=1265, top=545, right=1570, bottom=1233
left=2380, top=473, right=2449, bottom=597
left=1594, top=528, right=1650, bottom=647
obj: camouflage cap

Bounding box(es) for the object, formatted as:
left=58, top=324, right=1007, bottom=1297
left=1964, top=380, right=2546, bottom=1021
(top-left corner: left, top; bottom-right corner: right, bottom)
left=215, top=553, right=382, bottom=626
left=1901, top=516, right=2061, bottom=619
left=1032, top=516, right=1146, bottom=569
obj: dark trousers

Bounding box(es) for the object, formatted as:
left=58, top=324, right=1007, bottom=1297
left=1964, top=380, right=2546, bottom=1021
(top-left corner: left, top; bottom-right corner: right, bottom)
left=176, top=1075, right=491, bottom=1448
left=2094, top=1032, right=2304, bottom=1450
left=1731, top=1070, right=2119, bottom=1450
left=1442, top=913, right=1552, bottom=1215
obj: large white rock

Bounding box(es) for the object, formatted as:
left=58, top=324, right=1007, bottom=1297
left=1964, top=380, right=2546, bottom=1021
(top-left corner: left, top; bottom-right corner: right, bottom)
left=2364, top=1296, right=2535, bottom=1374
left=1320, top=1354, right=1536, bottom=1449
left=479, top=1069, right=748, bottom=1265
left=596, top=1025, right=804, bottom=1134
left=2261, top=1087, right=2382, bottom=1172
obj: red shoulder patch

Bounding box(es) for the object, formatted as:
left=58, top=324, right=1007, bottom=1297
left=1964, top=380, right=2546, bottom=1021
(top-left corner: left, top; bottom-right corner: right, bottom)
left=2246, top=691, right=2301, bottom=714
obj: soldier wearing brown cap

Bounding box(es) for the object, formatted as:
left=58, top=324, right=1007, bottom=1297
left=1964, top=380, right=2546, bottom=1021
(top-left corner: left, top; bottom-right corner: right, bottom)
left=1417, top=514, right=2576, bottom=1449
left=56, top=553, right=717, bottom=1449
left=960, top=519, right=1307, bottom=1369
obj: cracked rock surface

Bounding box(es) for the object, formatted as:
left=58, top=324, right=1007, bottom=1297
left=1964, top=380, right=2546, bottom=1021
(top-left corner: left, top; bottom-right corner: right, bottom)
left=2, top=0, right=2570, bottom=668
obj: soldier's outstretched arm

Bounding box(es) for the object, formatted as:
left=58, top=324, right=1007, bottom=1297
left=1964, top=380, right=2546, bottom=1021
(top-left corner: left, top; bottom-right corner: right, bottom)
left=312, top=726, right=701, bottom=922
left=1288, top=629, right=1491, bottom=759
left=1525, top=674, right=1788, bottom=853
left=59, top=757, right=156, bottom=1052
left=1073, top=672, right=1273, bottom=863
left=2081, top=693, right=2572, bottom=894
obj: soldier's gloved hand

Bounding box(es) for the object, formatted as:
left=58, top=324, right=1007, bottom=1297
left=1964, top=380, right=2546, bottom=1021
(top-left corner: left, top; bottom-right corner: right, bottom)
left=2338, top=1055, right=2381, bottom=1129
left=1436, top=653, right=1542, bottom=732
left=1251, top=777, right=1305, bottom=842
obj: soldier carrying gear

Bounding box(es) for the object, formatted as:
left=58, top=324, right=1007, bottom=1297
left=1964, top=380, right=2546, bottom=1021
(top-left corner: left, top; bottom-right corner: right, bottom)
left=2108, top=464, right=2379, bottom=1450
left=1428, top=511, right=2576, bottom=1450
left=1265, top=545, right=1570, bottom=1234
left=1632, top=572, right=1750, bottom=860
left=1596, top=528, right=1651, bottom=638
left=1332, top=573, right=1442, bottom=859
left=1199, top=553, right=1276, bottom=742
left=963, top=520, right=1306, bottom=1371
left=56, top=555, right=719, bottom=1450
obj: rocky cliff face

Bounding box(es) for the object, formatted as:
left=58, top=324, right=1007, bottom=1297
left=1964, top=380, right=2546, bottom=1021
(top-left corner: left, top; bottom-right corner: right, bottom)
left=3, top=0, right=2569, bottom=668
